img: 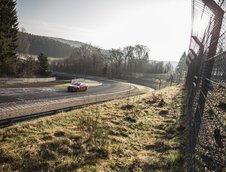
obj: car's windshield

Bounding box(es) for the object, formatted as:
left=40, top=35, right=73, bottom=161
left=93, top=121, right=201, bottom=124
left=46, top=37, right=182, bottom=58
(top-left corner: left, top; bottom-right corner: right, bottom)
left=73, top=83, right=81, bottom=86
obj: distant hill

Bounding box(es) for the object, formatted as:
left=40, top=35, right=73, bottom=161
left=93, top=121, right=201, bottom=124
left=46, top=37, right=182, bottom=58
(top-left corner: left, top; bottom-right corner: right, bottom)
left=49, top=37, right=84, bottom=48
left=17, top=32, right=81, bottom=58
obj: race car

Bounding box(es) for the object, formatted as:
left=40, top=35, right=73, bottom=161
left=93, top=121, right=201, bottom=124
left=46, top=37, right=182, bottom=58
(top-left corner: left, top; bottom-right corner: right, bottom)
left=67, top=82, right=88, bottom=92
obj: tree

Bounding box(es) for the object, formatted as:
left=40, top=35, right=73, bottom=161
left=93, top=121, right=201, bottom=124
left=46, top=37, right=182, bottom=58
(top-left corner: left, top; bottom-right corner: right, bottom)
left=176, top=52, right=187, bottom=76
left=123, top=46, right=134, bottom=73
left=0, top=0, right=19, bottom=76
left=66, top=44, right=107, bottom=75
left=156, top=61, right=164, bottom=73
left=164, top=62, right=173, bottom=73
left=16, top=57, right=38, bottom=77
left=37, top=53, right=49, bottom=76
left=110, top=49, right=124, bottom=76
left=133, top=45, right=150, bottom=72
left=90, top=47, right=105, bottom=75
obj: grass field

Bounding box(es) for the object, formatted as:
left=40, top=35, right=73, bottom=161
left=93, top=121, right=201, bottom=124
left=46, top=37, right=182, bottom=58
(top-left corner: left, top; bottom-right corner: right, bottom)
left=0, top=85, right=188, bottom=172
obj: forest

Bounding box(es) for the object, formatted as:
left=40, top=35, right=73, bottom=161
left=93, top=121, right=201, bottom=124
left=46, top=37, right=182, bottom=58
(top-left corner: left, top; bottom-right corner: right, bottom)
left=51, top=44, right=187, bottom=78
left=17, top=31, right=74, bottom=57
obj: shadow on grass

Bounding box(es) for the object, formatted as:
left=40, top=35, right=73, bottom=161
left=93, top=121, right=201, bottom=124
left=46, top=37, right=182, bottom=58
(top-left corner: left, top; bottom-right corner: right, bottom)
left=144, top=86, right=188, bottom=172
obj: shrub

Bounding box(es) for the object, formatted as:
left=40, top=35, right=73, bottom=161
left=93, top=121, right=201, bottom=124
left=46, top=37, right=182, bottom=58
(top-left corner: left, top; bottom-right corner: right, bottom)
left=78, top=112, right=110, bottom=150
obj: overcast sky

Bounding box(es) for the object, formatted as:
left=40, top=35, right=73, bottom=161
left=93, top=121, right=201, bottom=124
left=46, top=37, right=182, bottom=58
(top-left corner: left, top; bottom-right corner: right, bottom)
left=17, top=0, right=191, bottom=61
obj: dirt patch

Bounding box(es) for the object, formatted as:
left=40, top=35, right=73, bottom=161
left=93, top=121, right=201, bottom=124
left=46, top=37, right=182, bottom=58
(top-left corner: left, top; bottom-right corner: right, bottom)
left=54, top=131, right=65, bottom=137
left=121, top=104, right=135, bottom=110
left=159, top=109, right=169, bottom=116
left=124, top=115, right=137, bottom=123
left=218, top=101, right=226, bottom=112
left=158, top=98, right=166, bottom=107
left=40, top=135, right=53, bottom=141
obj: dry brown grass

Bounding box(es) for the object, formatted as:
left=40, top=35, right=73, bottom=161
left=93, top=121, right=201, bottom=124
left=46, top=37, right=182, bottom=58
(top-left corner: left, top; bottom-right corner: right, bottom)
left=0, top=85, right=187, bottom=172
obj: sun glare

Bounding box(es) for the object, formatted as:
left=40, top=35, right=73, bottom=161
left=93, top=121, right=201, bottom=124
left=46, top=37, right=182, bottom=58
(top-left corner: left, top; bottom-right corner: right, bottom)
left=193, top=16, right=210, bottom=36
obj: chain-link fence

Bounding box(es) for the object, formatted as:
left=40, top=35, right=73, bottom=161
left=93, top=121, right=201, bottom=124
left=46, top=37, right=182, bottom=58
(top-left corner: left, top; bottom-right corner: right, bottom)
left=186, top=0, right=226, bottom=171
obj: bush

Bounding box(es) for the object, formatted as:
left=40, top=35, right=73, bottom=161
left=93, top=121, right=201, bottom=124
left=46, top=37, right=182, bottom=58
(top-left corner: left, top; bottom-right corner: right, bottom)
left=78, top=112, right=109, bottom=150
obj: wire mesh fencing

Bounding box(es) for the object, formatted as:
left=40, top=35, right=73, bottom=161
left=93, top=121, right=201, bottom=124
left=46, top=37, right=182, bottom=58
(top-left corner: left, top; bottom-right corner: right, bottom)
left=186, top=0, right=226, bottom=171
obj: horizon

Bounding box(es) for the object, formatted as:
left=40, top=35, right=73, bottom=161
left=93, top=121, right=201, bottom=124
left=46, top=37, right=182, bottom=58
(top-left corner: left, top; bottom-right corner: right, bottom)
left=17, top=0, right=191, bottom=61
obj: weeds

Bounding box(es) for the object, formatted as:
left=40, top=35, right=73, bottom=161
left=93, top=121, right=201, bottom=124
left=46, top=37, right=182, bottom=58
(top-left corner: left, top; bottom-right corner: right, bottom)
left=78, top=110, right=110, bottom=150
left=0, top=130, right=8, bottom=141
left=166, top=150, right=184, bottom=170
left=0, top=85, right=186, bottom=171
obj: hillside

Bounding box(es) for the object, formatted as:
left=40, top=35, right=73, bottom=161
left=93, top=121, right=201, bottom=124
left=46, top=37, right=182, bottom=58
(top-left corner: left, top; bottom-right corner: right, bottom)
left=17, top=32, right=75, bottom=58
left=49, top=37, right=84, bottom=48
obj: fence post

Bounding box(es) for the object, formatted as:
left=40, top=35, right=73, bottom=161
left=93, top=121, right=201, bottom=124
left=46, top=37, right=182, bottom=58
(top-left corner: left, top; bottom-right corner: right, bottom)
left=187, top=37, right=204, bottom=172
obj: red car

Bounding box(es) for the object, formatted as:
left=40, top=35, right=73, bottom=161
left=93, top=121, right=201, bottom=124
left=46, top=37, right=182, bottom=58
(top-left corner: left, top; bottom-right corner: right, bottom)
left=67, top=82, right=88, bottom=92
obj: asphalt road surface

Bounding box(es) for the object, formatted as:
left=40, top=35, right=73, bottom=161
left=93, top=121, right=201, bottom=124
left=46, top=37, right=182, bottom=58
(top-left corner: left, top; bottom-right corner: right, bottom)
left=0, top=79, right=133, bottom=108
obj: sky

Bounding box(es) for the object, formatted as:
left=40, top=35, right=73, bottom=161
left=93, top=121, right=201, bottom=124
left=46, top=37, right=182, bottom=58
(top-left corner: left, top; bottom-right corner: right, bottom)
left=16, top=0, right=191, bottom=62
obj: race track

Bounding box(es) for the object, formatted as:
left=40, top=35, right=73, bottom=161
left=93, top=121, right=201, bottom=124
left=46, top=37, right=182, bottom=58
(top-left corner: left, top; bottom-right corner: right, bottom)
left=0, top=79, right=134, bottom=108
left=0, top=75, right=151, bottom=123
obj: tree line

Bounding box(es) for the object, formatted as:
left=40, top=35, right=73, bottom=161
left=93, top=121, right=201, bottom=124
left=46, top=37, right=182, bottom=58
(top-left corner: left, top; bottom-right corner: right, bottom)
left=51, top=44, right=175, bottom=78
